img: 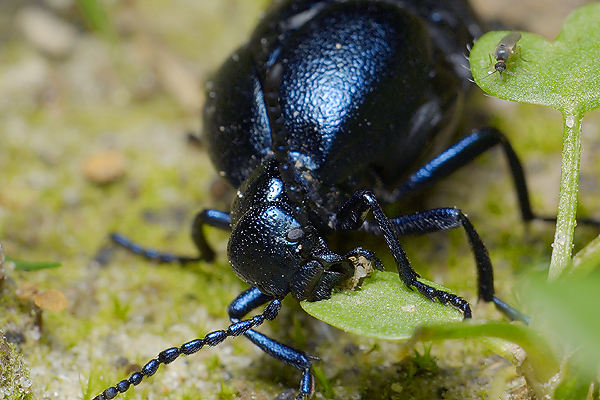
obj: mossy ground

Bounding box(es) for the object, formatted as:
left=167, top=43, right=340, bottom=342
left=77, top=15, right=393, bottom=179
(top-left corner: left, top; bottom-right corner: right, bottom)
left=1, top=1, right=599, bottom=399
left=0, top=333, right=33, bottom=400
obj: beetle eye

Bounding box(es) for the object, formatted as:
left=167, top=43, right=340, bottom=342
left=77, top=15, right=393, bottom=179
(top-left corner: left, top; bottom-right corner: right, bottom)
left=286, top=227, right=304, bottom=242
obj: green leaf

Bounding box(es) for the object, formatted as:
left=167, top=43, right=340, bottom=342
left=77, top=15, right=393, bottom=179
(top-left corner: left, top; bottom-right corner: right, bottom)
left=75, top=0, right=116, bottom=41
left=470, top=3, right=600, bottom=278
left=312, top=365, right=334, bottom=399
left=7, top=256, right=62, bottom=271
left=470, top=3, right=600, bottom=115
left=409, top=321, right=561, bottom=399
left=572, top=234, right=600, bottom=274
left=411, top=321, right=559, bottom=382
left=521, top=270, right=600, bottom=380
left=300, top=271, right=462, bottom=340
left=553, top=375, right=593, bottom=400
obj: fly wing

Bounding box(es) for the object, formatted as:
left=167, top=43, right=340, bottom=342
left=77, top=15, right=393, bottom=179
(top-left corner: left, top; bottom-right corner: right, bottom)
left=498, top=32, right=522, bottom=50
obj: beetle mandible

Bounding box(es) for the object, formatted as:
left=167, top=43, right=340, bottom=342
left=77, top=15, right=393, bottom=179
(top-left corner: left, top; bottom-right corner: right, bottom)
left=97, top=1, right=548, bottom=399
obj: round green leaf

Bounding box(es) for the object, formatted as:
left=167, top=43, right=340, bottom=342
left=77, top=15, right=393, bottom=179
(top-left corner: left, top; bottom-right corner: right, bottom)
left=300, top=271, right=463, bottom=340
left=470, top=3, right=600, bottom=115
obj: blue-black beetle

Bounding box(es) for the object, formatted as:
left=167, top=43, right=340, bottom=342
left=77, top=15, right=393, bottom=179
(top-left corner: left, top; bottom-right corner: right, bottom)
left=97, top=1, right=547, bottom=399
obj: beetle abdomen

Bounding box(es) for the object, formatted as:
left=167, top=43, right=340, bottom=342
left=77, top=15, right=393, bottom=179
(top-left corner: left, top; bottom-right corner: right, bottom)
left=203, top=1, right=459, bottom=192
left=278, top=2, right=436, bottom=185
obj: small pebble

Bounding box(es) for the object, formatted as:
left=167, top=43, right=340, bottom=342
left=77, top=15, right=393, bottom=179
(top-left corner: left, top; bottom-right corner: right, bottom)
left=17, top=6, right=77, bottom=58
left=33, top=289, right=68, bottom=312
left=82, top=150, right=126, bottom=184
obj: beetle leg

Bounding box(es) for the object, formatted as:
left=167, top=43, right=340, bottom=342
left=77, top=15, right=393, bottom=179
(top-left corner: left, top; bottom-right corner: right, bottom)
left=334, top=190, right=472, bottom=318
left=229, top=287, right=315, bottom=400
left=190, top=209, right=231, bottom=261
left=110, top=209, right=231, bottom=263
left=92, top=292, right=281, bottom=400
left=361, top=207, right=530, bottom=323
left=383, top=128, right=599, bottom=226
left=386, top=128, right=532, bottom=213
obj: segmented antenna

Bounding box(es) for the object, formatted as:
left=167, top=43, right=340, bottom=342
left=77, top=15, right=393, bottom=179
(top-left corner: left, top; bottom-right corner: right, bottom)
left=92, top=299, right=282, bottom=400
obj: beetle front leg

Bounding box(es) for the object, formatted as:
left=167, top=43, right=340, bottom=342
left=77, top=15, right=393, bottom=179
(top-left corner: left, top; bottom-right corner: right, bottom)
left=361, top=207, right=529, bottom=323
left=229, top=287, right=315, bottom=399
left=334, top=190, right=472, bottom=318
left=111, top=208, right=231, bottom=263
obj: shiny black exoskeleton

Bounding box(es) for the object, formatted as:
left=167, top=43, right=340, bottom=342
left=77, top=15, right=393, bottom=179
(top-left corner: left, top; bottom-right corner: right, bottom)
left=98, top=1, right=545, bottom=399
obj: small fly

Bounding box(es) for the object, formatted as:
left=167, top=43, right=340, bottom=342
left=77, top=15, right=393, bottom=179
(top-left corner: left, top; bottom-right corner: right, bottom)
left=485, top=32, right=524, bottom=78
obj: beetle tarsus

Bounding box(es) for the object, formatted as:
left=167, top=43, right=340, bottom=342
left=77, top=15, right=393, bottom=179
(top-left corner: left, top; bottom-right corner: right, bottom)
left=412, top=279, right=472, bottom=319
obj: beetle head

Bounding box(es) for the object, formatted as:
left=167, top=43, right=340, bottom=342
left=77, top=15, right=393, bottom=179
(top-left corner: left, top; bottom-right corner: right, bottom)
left=228, top=201, right=353, bottom=300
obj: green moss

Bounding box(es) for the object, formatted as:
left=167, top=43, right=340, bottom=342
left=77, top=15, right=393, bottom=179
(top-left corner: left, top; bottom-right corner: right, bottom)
left=0, top=334, right=33, bottom=400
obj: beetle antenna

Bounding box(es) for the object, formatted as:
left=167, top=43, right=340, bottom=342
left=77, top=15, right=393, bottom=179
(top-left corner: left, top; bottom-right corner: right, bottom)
left=92, top=299, right=282, bottom=400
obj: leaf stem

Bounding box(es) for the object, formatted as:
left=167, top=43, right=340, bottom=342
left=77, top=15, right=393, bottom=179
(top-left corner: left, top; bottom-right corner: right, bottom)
left=548, top=113, right=583, bottom=280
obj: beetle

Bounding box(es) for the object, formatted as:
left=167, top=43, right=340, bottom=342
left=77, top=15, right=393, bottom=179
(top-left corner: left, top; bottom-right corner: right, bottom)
left=95, top=1, right=552, bottom=399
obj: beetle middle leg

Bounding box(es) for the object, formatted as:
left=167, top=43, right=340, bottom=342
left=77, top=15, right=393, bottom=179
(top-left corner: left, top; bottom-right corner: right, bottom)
left=111, top=208, right=231, bottom=263
left=334, top=190, right=473, bottom=318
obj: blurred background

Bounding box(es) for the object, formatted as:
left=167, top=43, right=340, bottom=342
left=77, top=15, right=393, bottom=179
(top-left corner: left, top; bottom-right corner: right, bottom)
left=1, top=1, right=599, bottom=399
